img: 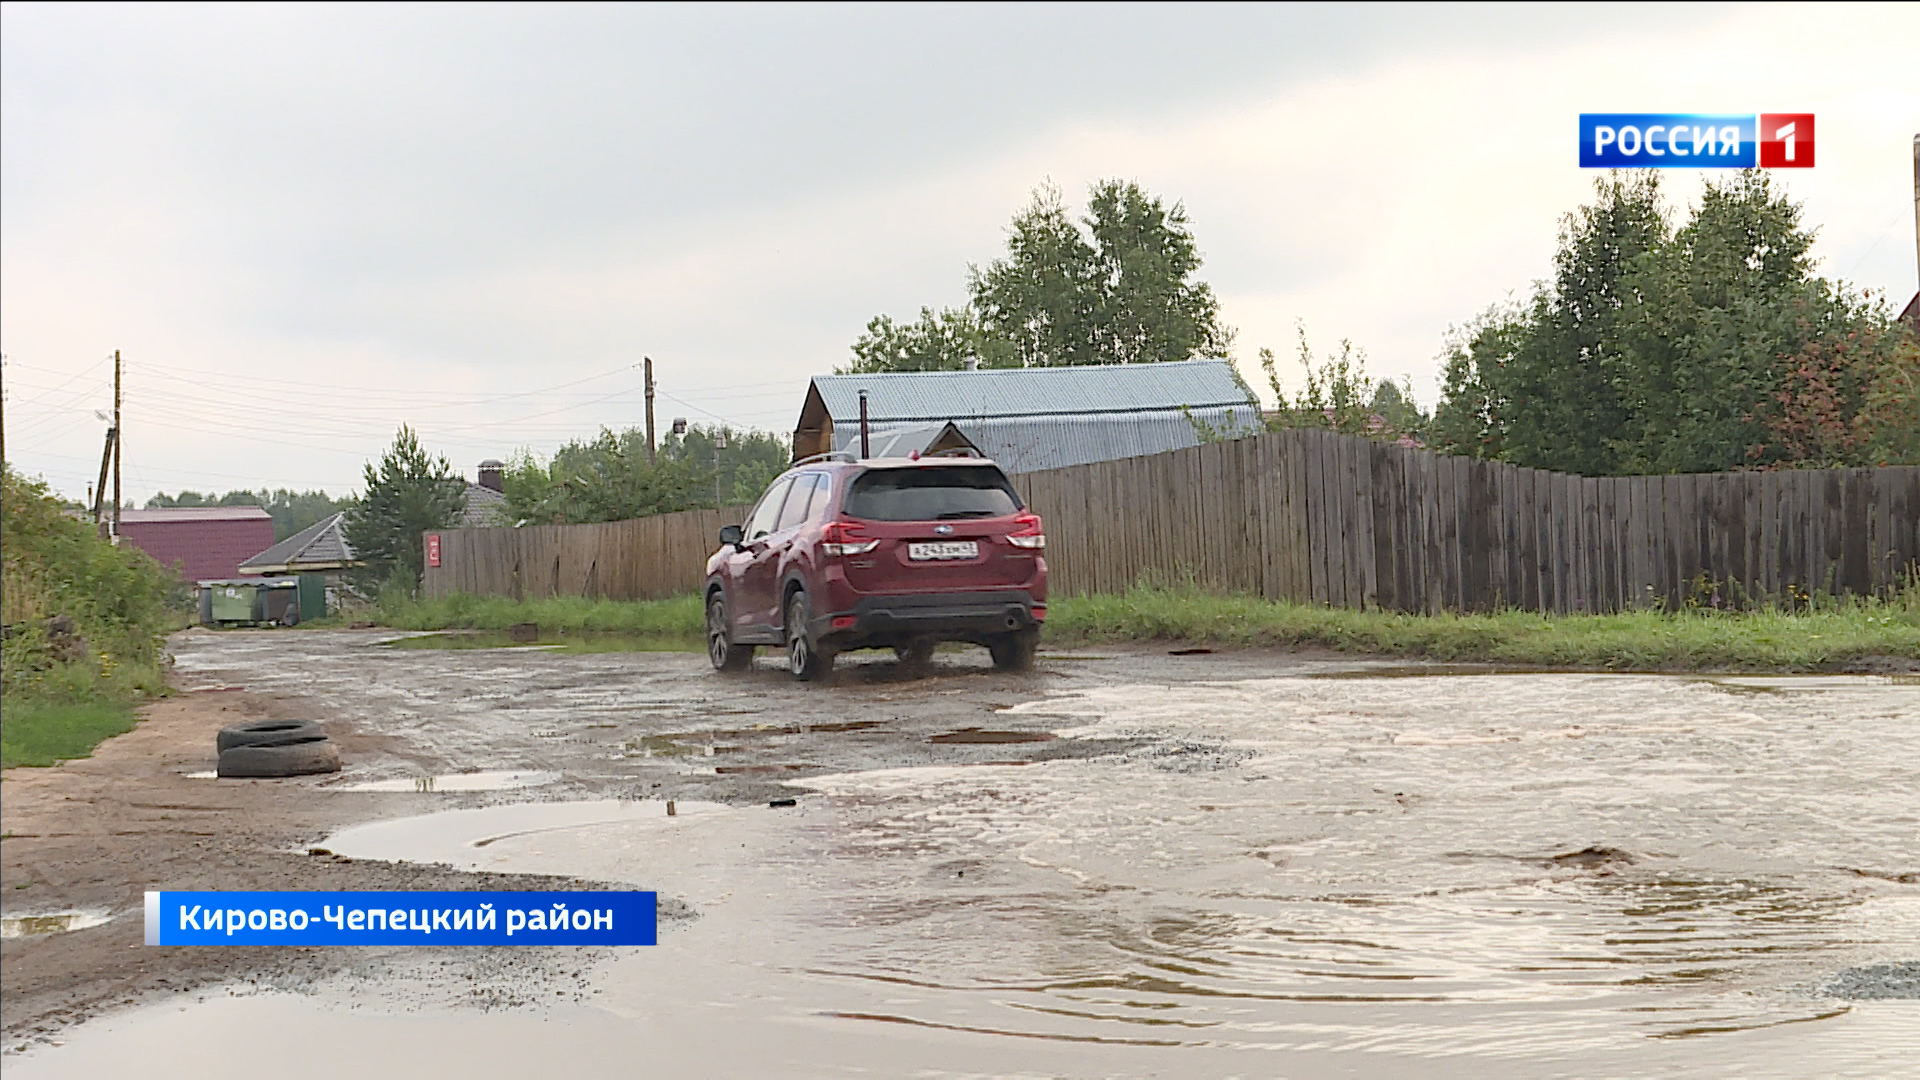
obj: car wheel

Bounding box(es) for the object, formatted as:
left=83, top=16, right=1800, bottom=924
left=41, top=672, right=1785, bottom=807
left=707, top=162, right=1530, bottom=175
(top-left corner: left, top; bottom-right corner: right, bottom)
left=785, top=591, right=834, bottom=682
left=989, top=627, right=1038, bottom=672
left=708, top=592, right=753, bottom=672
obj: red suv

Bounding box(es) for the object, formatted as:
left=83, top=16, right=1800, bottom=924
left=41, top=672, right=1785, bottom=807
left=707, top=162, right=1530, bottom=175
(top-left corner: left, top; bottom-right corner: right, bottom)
left=704, top=453, right=1047, bottom=680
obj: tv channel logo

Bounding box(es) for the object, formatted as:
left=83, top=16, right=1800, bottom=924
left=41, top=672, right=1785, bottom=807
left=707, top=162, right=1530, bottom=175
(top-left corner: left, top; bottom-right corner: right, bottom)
left=1579, top=114, right=1813, bottom=168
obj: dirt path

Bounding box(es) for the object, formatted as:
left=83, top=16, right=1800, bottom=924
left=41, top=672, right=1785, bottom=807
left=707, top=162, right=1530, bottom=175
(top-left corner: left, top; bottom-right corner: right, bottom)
left=0, top=628, right=1382, bottom=1046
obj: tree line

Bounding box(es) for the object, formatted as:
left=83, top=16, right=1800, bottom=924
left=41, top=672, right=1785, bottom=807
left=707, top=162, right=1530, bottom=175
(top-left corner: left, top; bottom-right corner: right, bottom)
left=293, top=170, right=1920, bottom=593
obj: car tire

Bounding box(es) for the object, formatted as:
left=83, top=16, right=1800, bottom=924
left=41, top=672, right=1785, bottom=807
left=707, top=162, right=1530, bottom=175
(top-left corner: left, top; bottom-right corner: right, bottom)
left=217, top=735, right=341, bottom=778
left=217, top=719, right=325, bottom=753
left=989, top=627, right=1039, bottom=672
left=785, top=591, right=834, bottom=682
left=707, top=592, right=753, bottom=672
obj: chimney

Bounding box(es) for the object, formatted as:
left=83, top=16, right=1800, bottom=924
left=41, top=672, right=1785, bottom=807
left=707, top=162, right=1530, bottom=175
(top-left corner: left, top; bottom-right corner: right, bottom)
left=477, top=459, right=505, bottom=493
left=962, top=356, right=981, bottom=372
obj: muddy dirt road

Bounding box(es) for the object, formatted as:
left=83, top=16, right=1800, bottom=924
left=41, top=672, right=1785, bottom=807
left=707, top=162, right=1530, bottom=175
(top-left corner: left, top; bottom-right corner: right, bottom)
left=5, top=628, right=1918, bottom=1077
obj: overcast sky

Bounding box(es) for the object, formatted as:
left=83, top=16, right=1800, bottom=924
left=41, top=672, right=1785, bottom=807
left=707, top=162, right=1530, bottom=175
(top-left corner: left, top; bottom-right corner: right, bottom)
left=4, top=2, right=1917, bottom=502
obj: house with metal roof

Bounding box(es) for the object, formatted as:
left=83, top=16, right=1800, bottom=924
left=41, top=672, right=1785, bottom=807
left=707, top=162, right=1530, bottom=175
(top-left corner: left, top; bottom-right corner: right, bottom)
left=116, top=506, right=276, bottom=582
left=237, top=511, right=358, bottom=576
left=792, top=360, right=1262, bottom=473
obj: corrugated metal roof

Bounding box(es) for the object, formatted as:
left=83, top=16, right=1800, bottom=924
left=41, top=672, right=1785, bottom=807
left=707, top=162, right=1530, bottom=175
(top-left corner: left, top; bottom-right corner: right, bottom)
left=119, top=506, right=272, bottom=523
left=239, top=512, right=355, bottom=572
left=810, top=360, right=1255, bottom=423
left=834, top=406, right=1263, bottom=474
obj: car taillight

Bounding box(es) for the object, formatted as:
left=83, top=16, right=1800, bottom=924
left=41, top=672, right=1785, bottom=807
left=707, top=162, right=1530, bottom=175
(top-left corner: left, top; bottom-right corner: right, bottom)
left=1007, top=511, right=1045, bottom=549
left=820, top=520, right=880, bottom=557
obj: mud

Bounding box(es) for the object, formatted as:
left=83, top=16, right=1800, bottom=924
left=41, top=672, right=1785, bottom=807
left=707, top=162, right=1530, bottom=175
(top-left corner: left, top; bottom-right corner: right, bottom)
left=4, top=628, right=1917, bottom=1077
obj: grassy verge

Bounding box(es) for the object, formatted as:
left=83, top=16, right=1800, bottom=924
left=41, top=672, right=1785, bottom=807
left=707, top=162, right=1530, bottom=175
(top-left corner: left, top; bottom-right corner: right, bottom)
left=373, top=586, right=1918, bottom=672
left=4, top=465, right=183, bottom=768
left=1048, top=587, right=1920, bottom=671
left=377, top=592, right=706, bottom=640
left=0, top=703, right=140, bottom=769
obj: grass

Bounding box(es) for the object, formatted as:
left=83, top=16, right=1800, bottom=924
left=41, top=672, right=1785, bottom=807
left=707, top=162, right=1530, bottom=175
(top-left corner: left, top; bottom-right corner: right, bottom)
left=1047, top=586, right=1920, bottom=672
left=372, top=586, right=1919, bottom=672
left=377, top=592, right=706, bottom=638
left=0, top=702, right=139, bottom=769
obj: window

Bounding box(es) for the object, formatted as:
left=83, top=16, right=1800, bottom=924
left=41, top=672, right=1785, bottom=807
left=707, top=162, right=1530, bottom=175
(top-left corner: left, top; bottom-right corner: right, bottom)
left=843, top=465, right=1021, bottom=522
left=743, top=477, right=793, bottom=540
left=775, top=473, right=822, bottom=532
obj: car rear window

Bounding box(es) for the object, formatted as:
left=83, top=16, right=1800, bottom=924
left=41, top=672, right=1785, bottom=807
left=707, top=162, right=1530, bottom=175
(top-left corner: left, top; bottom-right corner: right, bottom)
left=843, top=465, right=1022, bottom=522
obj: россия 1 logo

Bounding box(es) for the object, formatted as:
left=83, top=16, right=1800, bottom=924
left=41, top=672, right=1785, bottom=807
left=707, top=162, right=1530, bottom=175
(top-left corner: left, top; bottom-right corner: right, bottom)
left=1579, top=114, right=1813, bottom=168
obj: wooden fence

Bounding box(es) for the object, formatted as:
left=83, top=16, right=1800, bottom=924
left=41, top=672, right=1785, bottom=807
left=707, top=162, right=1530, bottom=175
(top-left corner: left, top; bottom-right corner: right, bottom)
left=421, top=430, right=1919, bottom=613
left=422, top=503, right=751, bottom=602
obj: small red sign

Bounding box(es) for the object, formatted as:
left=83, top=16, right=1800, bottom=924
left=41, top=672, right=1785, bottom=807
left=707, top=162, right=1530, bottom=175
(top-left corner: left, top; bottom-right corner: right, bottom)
left=1759, top=113, right=1814, bottom=168
left=426, top=533, right=442, bottom=568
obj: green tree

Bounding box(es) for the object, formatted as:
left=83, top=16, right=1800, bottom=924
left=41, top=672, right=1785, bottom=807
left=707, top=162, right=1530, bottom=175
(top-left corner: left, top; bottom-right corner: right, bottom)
left=501, top=424, right=791, bottom=525
left=848, top=179, right=1233, bottom=372
left=147, top=488, right=348, bottom=540
left=345, top=426, right=466, bottom=591
left=1433, top=171, right=1913, bottom=473
left=844, top=307, right=1007, bottom=373
left=1256, top=324, right=1427, bottom=446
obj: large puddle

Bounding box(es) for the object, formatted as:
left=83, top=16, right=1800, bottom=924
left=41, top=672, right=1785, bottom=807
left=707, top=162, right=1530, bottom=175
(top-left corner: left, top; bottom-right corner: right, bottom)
left=14, top=672, right=1920, bottom=1077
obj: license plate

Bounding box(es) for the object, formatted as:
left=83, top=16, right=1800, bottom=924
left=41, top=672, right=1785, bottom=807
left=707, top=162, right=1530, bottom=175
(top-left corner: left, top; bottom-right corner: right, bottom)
left=908, top=541, right=978, bottom=561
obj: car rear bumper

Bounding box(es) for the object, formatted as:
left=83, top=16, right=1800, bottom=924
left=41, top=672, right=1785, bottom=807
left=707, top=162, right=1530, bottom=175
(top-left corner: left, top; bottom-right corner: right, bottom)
left=819, top=589, right=1039, bottom=646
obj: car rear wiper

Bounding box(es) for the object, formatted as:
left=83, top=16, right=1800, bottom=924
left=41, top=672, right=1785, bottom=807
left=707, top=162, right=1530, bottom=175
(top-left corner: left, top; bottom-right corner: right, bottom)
left=934, top=509, right=998, bottom=519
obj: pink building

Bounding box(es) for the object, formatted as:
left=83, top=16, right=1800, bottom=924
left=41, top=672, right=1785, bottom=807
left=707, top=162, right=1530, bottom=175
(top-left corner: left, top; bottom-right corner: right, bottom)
left=116, top=507, right=277, bottom=582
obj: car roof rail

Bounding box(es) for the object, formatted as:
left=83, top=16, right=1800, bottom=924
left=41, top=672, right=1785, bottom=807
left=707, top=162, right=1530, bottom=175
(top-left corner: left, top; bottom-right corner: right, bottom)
left=791, top=450, right=858, bottom=467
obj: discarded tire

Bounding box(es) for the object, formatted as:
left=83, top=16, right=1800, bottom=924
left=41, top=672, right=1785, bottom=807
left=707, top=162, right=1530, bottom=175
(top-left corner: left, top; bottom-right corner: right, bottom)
left=217, top=719, right=324, bottom=753
left=217, top=735, right=341, bottom=778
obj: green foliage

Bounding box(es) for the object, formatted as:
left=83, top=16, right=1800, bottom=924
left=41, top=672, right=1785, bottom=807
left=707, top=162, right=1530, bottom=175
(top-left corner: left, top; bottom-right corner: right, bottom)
left=1432, top=171, right=1915, bottom=473
left=345, top=426, right=466, bottom=591
left=3, top=464, right=178, bottom=766
left=1254, top=324, right=1428, bottom=446
left=845, top=307, right=1008, bottom=373
left=1047, top=583, right=1918, bottom=671
left=846, top=179, right=1234, bottom=372
left=146, top=488, right=349, bottom=541
left=501, top=423, right=789, bottom=525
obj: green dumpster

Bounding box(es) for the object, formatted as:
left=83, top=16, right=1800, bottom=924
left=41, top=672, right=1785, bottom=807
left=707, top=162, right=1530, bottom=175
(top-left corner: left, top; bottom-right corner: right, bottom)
left=208, top=583, right=257, bottom=623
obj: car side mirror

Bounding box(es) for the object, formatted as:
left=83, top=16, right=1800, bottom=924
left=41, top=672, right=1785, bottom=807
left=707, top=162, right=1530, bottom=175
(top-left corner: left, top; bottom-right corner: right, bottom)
left=719, top=524, right=744, bottom=548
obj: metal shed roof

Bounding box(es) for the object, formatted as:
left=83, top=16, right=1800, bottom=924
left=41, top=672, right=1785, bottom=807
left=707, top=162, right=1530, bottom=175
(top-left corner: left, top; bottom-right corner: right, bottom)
left=808, top=360, right=1255, bottom=423
left=836, top=407, right=1263, bottom=474
left=238, top=512, right=355, bottom=573
left=120, top=506, right=273, bottom=523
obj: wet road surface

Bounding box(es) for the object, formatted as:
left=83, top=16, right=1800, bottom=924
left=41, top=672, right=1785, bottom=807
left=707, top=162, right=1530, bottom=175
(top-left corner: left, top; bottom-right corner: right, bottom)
left=11, top=630, right=1918, bottom=1077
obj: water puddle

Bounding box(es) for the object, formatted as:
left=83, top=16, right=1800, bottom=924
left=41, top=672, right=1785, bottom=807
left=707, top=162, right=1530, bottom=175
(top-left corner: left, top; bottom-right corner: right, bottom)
left=1, top=910, right=112, bottom=939
left=333, top=770, right=561, bottom=793
left=381, top=631, right=699, bottom=655
left=16, top=669, right=1920, bottom=1078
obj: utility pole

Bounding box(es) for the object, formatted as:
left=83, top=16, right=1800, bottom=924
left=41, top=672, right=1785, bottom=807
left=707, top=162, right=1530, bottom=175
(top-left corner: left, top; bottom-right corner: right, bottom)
left=1912, top=134, right=1919, bottom=290
left=644, top=356, right=657, bottom=466
left=112, top=349, right=122, bottom=539
left=1, top=352, right=8, bottom=467
left=93, top=424, right=114, bottom=539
